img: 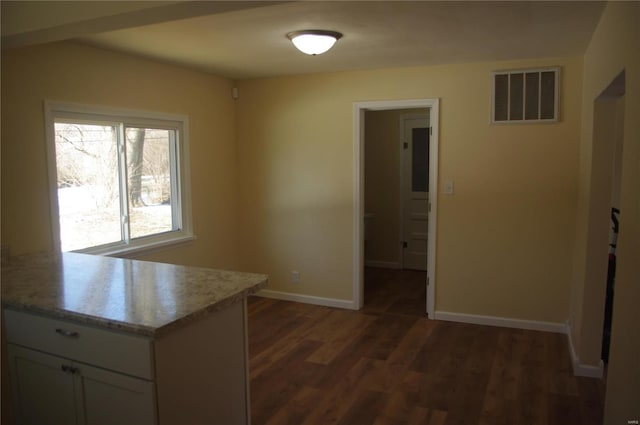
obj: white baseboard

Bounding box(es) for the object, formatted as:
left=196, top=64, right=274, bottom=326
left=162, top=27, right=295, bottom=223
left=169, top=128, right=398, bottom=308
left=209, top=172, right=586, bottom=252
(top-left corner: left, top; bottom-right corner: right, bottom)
left=434, top=310, right=567, bottom=334
left=256, top=289, right=357, bottom=310
left=566, top=323, right=605, bottom=378
left=364, top=260, right=400, bottom=269
left=435, top=311, right=604, bottom=379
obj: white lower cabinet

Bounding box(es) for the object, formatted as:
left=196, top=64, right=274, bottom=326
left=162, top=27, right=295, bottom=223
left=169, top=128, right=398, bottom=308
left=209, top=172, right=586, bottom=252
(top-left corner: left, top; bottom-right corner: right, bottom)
left=4, top=302, right=250, bottom=425
left=4, top=308, right=157, bottom=425
left=7, top=344, right=156, bottom=425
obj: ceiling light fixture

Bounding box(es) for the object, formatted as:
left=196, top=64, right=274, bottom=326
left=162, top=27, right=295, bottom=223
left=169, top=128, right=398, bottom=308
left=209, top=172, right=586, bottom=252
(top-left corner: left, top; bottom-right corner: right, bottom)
left=286, top=30, right=343, bottom=56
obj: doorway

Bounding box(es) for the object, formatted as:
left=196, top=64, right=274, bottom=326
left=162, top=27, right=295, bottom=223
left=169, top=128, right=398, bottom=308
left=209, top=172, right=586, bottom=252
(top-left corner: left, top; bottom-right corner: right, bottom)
left=352, top=99, right=439, bottom=317
left=575, top=70, right=625, bottom=375
left=593, top=72, right=625, bottom=364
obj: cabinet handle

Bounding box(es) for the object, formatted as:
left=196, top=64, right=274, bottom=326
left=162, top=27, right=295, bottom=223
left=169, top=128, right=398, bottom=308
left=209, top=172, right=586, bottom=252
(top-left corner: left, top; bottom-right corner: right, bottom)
left=55, top=328, right=79, bottom=338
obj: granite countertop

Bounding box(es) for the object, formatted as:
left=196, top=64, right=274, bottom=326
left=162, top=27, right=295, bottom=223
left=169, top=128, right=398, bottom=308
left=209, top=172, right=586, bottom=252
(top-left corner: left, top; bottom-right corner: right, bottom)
left=1, top=252, right=268, bottom=337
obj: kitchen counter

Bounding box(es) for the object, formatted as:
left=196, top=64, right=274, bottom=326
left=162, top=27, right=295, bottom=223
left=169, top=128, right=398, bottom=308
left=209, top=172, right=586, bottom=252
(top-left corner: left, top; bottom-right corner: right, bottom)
left=2, top=251, right=268, bottom=424
left=1, top=251, right=267, bottom=337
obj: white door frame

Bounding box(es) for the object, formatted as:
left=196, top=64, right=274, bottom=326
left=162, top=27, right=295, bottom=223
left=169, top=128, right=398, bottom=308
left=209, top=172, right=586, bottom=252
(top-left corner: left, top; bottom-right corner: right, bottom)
left=353, top=98, right=439, bottom=317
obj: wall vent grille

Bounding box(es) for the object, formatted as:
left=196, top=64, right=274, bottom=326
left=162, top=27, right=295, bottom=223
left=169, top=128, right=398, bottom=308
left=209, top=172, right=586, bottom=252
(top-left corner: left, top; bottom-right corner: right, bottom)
left=492, top=67, right=559, bottom=123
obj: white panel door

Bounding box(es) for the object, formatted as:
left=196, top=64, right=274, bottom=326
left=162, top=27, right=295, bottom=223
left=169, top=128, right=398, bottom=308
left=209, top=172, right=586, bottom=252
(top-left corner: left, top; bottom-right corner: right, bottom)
left=402, top=116, right=429, bottom=271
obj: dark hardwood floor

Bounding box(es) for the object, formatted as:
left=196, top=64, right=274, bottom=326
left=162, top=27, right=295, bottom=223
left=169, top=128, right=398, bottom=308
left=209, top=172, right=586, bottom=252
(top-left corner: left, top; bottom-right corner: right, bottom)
left=361, top=267, right=427, bottom=317
left=248, top=268, right=605, bottom=425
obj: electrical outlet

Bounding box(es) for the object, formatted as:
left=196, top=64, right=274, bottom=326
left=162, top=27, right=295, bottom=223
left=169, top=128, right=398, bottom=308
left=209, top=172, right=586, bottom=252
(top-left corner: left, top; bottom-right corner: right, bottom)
left=291, top=271, right=300, bottom=284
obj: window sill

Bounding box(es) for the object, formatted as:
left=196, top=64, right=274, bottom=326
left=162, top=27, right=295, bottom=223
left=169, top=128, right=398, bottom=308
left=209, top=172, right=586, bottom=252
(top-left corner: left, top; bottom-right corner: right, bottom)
left=74, top=234, right=197, bottom=259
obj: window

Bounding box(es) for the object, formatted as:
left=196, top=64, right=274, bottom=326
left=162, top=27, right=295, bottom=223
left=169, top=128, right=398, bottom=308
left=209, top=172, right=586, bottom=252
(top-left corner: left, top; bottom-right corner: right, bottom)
left=492, top=67, right=559, bottom=123
left=45, top=102, right=193, bottom=255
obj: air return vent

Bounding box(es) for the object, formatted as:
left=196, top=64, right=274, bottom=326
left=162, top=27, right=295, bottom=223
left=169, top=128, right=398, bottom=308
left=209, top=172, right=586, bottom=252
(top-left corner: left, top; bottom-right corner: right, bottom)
left=492, top=68, right=559, bottom=123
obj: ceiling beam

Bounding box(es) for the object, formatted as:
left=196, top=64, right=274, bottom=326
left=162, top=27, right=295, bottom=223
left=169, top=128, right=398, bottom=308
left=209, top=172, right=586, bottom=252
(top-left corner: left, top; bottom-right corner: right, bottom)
left=1, top=1, right=288, bottom=50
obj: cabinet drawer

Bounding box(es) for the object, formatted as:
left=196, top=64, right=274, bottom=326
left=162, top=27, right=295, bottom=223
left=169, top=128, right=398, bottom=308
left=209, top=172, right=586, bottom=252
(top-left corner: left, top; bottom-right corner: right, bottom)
left=3, top=309, right=154, bottom=380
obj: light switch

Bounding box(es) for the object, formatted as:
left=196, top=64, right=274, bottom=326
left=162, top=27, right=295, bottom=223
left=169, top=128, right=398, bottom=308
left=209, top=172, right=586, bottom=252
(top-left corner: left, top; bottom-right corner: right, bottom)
left=444, top=180, right=454, bottom=195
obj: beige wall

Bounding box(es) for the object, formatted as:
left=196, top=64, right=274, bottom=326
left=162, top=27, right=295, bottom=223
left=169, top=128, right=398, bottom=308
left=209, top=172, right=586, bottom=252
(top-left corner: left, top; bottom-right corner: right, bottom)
left=0, top=39, right=595, bottom=331
left=0, top=42, right=584, bottom=323
left=1, top=41, right=239, bottom=269
left=364, top=108, right=428, bottom=266
left=569, top=2, right=639, bottom=422
left=236, top=56, right=583, bottom=321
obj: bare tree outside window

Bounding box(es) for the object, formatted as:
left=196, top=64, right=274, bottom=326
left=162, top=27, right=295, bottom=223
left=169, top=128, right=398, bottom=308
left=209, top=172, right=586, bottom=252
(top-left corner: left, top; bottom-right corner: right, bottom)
left=128, top=128, right=146, bottom=207
left=55, top=123, right=175, bottom=251
left=55, top=123, right=121, bottom=250
left=126, top=128, right=173, bottom=239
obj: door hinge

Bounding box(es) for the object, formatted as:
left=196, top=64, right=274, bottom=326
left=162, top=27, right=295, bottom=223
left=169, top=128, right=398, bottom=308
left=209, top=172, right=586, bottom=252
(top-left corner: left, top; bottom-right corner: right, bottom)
left=402, top=241, right=408, bottom=248
left=429, top=127, right=432, bottom=136
left=428, top=202, right=431, bottom=213
left=403, top=142, right=408, bottom=150
left=427, top=276, right=429, bottom=286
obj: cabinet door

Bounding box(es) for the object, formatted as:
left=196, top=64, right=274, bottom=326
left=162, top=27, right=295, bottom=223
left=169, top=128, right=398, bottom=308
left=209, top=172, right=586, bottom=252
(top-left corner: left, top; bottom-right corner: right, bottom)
left=76, top=362, right=157, bottom=425
left=7, top=344, right=78, bottom=425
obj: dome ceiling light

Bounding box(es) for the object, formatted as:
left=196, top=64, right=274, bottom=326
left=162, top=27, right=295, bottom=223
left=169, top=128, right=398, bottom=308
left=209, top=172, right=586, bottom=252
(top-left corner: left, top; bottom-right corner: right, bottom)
left=286, top=30, right=343, bottom=56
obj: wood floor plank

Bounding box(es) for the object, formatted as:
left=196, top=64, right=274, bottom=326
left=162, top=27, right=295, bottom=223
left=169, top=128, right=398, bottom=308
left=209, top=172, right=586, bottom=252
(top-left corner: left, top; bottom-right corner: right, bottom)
left=362, top=268, right=427, bottom=317
left=248, top=268, right=606, bottom=425
left=336, top=389, right=385, bottom=425
left=247, top=296, right=274, bottom=315
left=548, top=393, right=581, bottom=425
left=248, top=299, right=314, bottom=357
left=547, top=332, right=579, bottom=397
left=479, top=330, right=523, bottom=425
left=576, top=376, right=606, bottom=425
left=265, top=386, right=325, bottom=425
left=303, top=309, right=359, bottom=343
left=370, top=314, right=420, bottom=361
left=305, top=312, right=377, bottom=365
left=426, top=408, right=448, bottom=425
left=405, top=406, right=431, bottom=425
left=300, top=357, right=374, bottom=425
left=377, top=390, right=414, bottom=423
left=516, top=331, right=551, bottom=425
left=443, top=324, right=498, bottom=425
left=361, top=357, right=418, bottom=395
left=413, top=322, right=476, bottom=410
left=484, top=329, right=523, bottom=401
left=478, top=393, right=517, bottom=425
left=310, top=315, right=401, bottom=390
left=383, top=318, right=436, bottom=392
left=250, top=339, right=324, bottom=424
left=250, top=302, right=330, bottom=378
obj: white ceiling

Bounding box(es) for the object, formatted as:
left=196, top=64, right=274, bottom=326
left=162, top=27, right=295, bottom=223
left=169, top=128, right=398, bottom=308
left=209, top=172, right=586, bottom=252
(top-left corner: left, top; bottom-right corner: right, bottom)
left=1, top=1, right=605, bottom=80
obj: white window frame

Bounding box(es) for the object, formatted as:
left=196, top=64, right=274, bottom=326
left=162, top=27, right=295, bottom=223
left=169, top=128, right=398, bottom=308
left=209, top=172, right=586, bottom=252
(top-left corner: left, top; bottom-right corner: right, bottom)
left=491, top=67, right=560, bottom=124
left=44, top=101, right=194, bottom=256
